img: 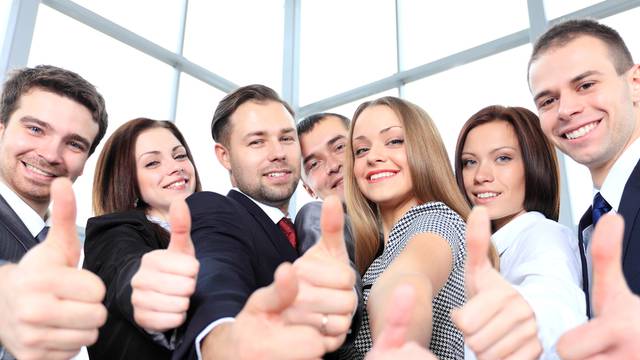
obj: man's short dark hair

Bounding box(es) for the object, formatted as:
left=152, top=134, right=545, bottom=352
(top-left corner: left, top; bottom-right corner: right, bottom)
left=211, top=84, right=294, bottom=147
left=0, top=65, right=108, bottom=155
left=296, top=112, right=350, bottom=138
left=529, top=18, right=634, bottom=76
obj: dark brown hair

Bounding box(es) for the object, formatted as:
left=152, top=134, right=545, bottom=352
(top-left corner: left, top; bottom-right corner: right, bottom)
left=454, top=105, right=559, bottom=223
left=529, top=18, right=634, bottom=78
left=0, top=65, right=108, bottom=155
left=93, top=118, right=202, bottom=217
left=211, top=84, right=294, bottom=147
left=345, top=96, right=472, bottom=274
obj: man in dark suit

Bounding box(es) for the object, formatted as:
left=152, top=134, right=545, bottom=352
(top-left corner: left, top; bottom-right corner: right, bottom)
left=174, top=85, right=358, bottom=359
left=528, top=19, right=640, bottom=358
left=0, top=66, right=108, bottom=359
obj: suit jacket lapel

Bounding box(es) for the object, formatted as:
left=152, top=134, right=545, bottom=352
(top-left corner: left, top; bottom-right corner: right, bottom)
left=577, top=207, right=592, bottom=318
left=619, top=159, right=640, bottom=270
left=227, top=190, right=298, bottom=262
left=0, top=193, right=38, bottom=254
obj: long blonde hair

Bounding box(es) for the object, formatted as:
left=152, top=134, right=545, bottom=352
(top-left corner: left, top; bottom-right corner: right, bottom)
left=345, top=97, right=473, bottom=274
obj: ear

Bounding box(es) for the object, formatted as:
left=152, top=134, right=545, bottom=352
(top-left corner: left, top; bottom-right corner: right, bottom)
left=214, top=143, right=232, bottom=171
left=302, top=182, right=318, bottom=199
left=628, top=64, right=640, bottom=104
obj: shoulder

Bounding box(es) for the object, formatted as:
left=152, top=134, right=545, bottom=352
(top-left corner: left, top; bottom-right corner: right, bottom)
left=403, top=202, right=466, bottom=237
left=85, top=210, right=149, bottom=238
left=509, top=212, right=578, bottom=257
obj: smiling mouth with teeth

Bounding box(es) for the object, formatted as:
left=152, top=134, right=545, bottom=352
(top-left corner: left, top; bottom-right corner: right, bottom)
left=368, top=172, right=397, bottom=181
left=23, top=161, right=57, bottom=177
left=476, top=192, right=499, bottom=199
left=564, top=121, right=598, bottom=140
left=164, top=179, right=188, bottom=189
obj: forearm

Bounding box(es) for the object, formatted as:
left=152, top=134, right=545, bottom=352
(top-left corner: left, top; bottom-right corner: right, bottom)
left=368, top=274, right=434, bottom=345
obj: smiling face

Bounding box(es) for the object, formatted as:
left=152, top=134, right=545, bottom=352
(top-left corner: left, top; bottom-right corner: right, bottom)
left=216, top=100, right=301, bottom=212
left=352, top=105, right=417, bottom=212
left=461, top=120, right=526, bottom=230
left=300, top=115, right=348, bottom=201
left=135, top=127, right=196, bottom=220
left=0, top=88, right=98, bottom=214
left=529, top=35, right=640, bottom=186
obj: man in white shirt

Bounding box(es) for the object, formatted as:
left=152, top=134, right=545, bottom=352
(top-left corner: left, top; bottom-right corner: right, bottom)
left=0, top=65, right=108, bottom=359
left=528, top=19, right=640, bottom=359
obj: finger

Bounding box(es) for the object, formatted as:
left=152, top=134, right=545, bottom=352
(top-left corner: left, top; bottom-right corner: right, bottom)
left=131, top=269, right=197, bottom=297
left=318, top=195, right=347, bottom=259
left=294, top=257, right=356, bottom=289
left=18, top=295, right=106, bottom=329
left=245, top=262, right=298, bottom=314
left=37, top=268, right=106, bottom=303
left=451, top=289, right=505, bottom=335
left=476, top=317, right=539, bottom=359
left=282, top=309, right=352, bottom=336
left=139, top=250, right=200, bottom=278
left=591, top=213, right=627, bottom=314
left=167, top=199, right=195, bottom=256
left=556, top=318, right=613, bottom=360
left=30, top=328, right=99, bottom=351
left=465, top=206, right=492, bottom=276
left=131, top=289, right=190, bottom=313
left=375, top=284, right=416, bottom=350
left=46, top=177, right=81, bottom=267
left=133, top=308, right=186, bottom=332
left=291, top=281, right=356, bottom=314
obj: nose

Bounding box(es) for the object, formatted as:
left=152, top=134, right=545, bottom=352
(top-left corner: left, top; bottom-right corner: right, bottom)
left=557, top=90, right=584, bottom=121
left=168, top=158, right=186, bottom=175
left=37, top=139, right=63, bottom=165
left=366, top=143, right=385, bottom=166
left=473, top=160, right=494, bottom=184
left=267, top=140, right=287, bottom=162
left=326, top=153, right=343, bottom=175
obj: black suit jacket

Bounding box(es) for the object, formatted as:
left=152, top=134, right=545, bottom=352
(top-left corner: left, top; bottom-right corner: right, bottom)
left=0, top=193, right=38, bottom=262
left=83, top=210, right=174, bottom=360
left=578, top=159, right=640, bottom=315
left=174, top=190, right=298, bottom=360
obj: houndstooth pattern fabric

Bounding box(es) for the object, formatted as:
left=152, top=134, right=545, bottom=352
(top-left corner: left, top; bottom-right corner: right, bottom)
left=351, top=202, right=467, bottom=359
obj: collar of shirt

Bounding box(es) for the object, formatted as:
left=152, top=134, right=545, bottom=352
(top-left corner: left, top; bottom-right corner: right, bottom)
left=232, top=187, right=288, bottom=224
left=0, top=179, right=46, bottom=237
left=596, top=137, right=640, bottom=211
left=491, top=211, right=544, bottom=256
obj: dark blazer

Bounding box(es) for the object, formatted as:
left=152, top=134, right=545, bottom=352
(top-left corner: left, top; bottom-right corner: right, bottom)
left=84, top=210, right=173, bottom=360
left=0, top=193, right=38, bottom=262
left=174, top=190, right=298, bottom=360
left=578, top=159, right=640, bottom=315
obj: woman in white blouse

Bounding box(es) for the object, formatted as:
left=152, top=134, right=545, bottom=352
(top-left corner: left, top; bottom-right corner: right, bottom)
left=454, top=105, right=587, bottom=359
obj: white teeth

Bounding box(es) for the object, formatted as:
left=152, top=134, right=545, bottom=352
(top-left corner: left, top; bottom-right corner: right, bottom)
left=267, top=172, right=286, bottom=177
left=477, top=192, right=499, bottom=199
left=166, top=180, right=186, bottom=189
left=370, top=172, right=396, bottom=181
left=25, top=163, right=54, bottom=177
left=565, top=122, right=597, bottom=140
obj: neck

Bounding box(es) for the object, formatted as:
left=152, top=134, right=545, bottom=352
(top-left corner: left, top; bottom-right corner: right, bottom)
left=591, top=124, right=640, bottom=188
left=146, top=207, right=169, bottom=223
left=379, top=197, right=419, bottom=243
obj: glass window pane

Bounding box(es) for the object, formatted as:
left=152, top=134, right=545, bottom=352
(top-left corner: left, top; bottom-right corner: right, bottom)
left=183, top=0, right=284, bottom=92
left=69, top=0, right=185, bottom=51
left=0, top=1, right=12, bottom=46
left=174, top=74, right=228, bottom=194
left=28, top=5, right=176, bottom=226
left=299, top=0, right=397, bottom=106
left=601, top=6, right=640, bottom=60
left=400, top=0, right=529, bottom=70
left=543, top=0, right=603, bottom=20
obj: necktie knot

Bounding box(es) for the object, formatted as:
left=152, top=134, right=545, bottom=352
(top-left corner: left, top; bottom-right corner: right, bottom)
left=35, top=225, right=50, bottom=243
left=592, top=192, right=612, bottom=226
left=278, top=217, right=297, bottom=249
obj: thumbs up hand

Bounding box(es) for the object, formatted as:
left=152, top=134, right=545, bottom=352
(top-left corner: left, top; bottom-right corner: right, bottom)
left=366, top=285, right=437, bottom=360
left=286, top=196, right=357, bottom=351
left=451, top=207, right=541, bottom=360
left=557, top=213, right=640, bottom=359
left=131, top=199, right=199, bottom=332
left=0, top=178, right=107, bottom=360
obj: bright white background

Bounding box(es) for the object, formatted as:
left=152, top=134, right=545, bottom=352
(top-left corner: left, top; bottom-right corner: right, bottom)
left=1, top=1, right=639, bottom=228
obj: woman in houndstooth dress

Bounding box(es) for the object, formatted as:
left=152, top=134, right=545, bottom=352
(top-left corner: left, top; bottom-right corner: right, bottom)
left=343, top=96, right=470, bottom=359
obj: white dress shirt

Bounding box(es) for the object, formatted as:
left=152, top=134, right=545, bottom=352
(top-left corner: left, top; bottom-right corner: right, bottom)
left=466, top=211, right=587, bottom=360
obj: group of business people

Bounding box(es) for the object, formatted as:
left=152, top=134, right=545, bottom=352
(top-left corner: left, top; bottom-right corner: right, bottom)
left=0, top=18, right=639, bottom=360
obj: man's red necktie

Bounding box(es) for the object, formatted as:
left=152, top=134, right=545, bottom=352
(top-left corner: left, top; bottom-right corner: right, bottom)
left=277, top=217, right=297, bottom=249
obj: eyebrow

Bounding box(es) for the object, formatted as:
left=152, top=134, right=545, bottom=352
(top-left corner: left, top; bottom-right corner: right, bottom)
left=243, top=127, right=296, bottom=141
left=461, top=146, right=518, bottom=156
left=353, top=125, right=402, bottom=141
left=138, top=145, right=185, bottom=160
left=533, top=70, right=603, bottom=104
left=20, top=116, right=92, bottom=150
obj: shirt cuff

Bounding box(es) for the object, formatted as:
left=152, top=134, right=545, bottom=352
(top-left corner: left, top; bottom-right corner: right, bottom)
left=195, top=317, right=235, bottom=360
